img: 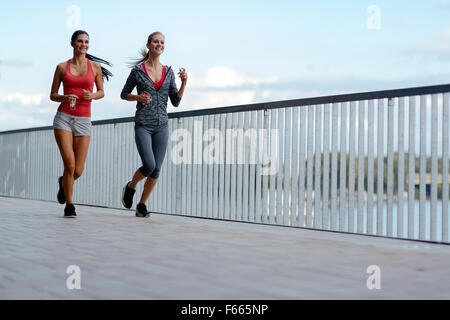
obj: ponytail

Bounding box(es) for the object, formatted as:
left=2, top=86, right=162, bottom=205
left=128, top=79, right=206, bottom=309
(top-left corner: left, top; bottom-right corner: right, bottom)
left=71, top=30, right=113, bottom=81
left=86, top=53, right=113, bottom=81
left=129, top=48, right=150, bottom=68
left=129, top=31, right=164, bottom=68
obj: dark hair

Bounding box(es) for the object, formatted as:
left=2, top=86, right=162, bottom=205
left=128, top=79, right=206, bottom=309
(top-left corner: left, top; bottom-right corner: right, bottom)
left=130, top=31, right=164, bottom=67
left=71, top=30, right=113, bottom=81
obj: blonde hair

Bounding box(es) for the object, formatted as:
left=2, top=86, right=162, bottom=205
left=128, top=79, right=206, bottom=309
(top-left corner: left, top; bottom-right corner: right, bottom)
left=130, top=32, right=165, bottom=67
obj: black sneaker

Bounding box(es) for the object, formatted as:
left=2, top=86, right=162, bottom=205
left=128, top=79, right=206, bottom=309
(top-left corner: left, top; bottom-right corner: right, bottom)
left=122, top=181, right=136, bottom=209
left=136, top=203, right=150, bottom=218
left=64, top=204, right=77, bottom=218
left=57, top=176, right=66, bottom=204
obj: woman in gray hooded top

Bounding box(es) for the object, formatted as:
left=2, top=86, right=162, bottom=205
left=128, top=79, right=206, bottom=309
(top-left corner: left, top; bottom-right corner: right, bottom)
left=120, top=31, right=187, bottom=217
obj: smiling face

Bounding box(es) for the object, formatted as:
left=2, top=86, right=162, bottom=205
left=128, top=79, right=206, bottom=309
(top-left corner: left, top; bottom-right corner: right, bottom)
left=71, top=33, right=89, bottom=55
left=147, top=33, right=165, bottom=57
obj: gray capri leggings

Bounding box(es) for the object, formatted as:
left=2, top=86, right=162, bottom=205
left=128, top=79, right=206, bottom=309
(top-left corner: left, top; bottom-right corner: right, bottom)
left=135, top=123, right=169, bottom=179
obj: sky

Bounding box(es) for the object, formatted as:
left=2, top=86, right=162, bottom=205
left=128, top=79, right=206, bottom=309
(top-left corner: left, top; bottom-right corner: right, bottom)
left=0, top=0, right=449, bottom=131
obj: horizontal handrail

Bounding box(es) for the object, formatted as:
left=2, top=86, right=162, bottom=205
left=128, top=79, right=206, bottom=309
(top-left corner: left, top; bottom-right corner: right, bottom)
left=1, top=83, right=449, bottom=136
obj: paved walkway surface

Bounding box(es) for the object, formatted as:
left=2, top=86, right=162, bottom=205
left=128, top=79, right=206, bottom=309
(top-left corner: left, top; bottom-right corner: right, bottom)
left=1, top=196, right=450, bottom=299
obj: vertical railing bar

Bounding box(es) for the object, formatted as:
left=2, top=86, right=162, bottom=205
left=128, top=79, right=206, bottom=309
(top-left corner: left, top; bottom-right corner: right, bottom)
left=283, top=108, right=292, bottom=226
left=207, top=115, right=214, bottom=218
left=187, top=117, right=194, bottom=216
left=167, top=119, right=176, bottom=214
left=269, top=109, right=276, bottom=224
left=442, top=93, right=449, bottom=243
left=89, top=126, right=97, bottom=206
left=181, top=118, right=188, bottom=215
left=431, top=94, right=438, bottom=241
left=219, top=114, right=226, bottom=220
left=242, top=112, right=250, bottom=221
left=224, top=113, right=232, bottom=220
left=419, top=95, right=427, bottom=240
left=230, top=113, right=237, bottom=220
left=162, top=120, right=168, bottom=213
left=109, top=125, right=115, bottom=207
left=339, top=102, right=348, bottom=232
left=236, top=112, right=244, bottom=221
left=213, top=114, right=220, bottom=219
left=162, top=122, right=170, bottom=213
left=322, top=104, right=331, bottom=230
left=331, top=103, right=339, bottom=231
left=103, top=125, right=109, bottom=206
left=306, top=105, right=314, bottom=228
left=194, top=116, right=202, bottom=217
left=357, top=100, right=366, bottom=233
left=291, top=107, right=300, bottom=227
left=377, top=99, right=385, bottom=236
left=314, top=104, right=322, bottom=228
left=201, top=115, right=208, bottom=217
left=255, top=111, right=262, bottom=223
left=298, top=107, right=307, bottom=227
left=397, top=97, right=405, bottom=238
left=183, top=117, right=191, bottom=215
left=348, top=101, right=356, bottom=233
left=367, top=100, right=375, bottom=235
left=176, top=119, right=183, bottom=214
left=161, top=122, right=168, bottom=213
left=272, top=109, right=280, bottom=225
left=248, top=111, right=257, bottom=222
left=387, top=98, right=395, bottom=237
left=262, top=109, right=270, bottom=224
left=408, top=97, right=416, bottom=238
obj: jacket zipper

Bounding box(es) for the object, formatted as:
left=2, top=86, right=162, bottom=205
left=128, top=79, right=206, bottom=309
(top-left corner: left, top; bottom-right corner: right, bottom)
left=137, top=64, right=172, bottom=125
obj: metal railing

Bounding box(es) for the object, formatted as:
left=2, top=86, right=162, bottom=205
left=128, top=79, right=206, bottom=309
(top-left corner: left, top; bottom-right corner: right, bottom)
left=1, top=84, right=450, bottom=243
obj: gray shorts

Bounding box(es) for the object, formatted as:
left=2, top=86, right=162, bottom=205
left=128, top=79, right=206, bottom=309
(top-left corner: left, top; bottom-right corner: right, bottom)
left=53, top=111, right=91, bottom=136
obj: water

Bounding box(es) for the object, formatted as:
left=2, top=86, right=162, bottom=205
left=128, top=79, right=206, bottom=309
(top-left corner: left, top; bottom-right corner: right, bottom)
left=320, top=201, right=448, bottom=242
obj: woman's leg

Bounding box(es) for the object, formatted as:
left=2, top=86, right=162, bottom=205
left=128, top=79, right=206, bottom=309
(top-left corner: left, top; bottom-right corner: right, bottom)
left=54, top=129, right=75, bottom=204
left=73, top=135, right=90, bottom=180
left=138, top=125, right=169, bottom=204
left=129, top=168, right=146, bottom=189
left=138, top=177, right=158, bottom=204
left=131, top=125, right=156, bottom=189
left=123, top=126, right=155, bottom=209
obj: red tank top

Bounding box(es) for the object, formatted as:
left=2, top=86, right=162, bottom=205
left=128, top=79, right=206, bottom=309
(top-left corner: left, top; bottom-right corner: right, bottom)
left=58, top=59, right=95, bottom=117
left=142, top=63, right=166, bottom=91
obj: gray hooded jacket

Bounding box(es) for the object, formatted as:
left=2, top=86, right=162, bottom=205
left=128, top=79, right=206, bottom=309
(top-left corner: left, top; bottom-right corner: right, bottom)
left=120, top=63, right=181, bottom=127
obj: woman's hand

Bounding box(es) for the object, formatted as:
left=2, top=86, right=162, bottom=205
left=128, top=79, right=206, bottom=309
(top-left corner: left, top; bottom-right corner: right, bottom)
left=65, top=94, right=79, bottom=105
left=83, top=89, right=94, bottom=100
left=178, top=68, right=188, bottom=84
left=137, top=92, right=151, bottom=105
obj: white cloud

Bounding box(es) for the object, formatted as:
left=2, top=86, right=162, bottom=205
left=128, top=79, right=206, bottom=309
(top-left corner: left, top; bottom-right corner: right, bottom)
left=403, top=27, right=450, bottom=61
left=36, top=107, right=54, bottom=114
left=187, top=66, right=278, bottom=89
left=178, top=89, right=256, bottom=110
left=0, top=111, right=48, bottom=129
left=0, top=90, right=47, bottom=106
left=436, top=2, right=450, bottom=10
left=0, top=91, right=53, bottom=131
left=440, top=27, right=450, bottom=38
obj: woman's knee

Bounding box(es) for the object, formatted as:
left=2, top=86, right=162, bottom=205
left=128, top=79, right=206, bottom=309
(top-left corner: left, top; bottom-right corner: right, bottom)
left=140, top=159, right=156, bottom=177
left=64, top=163, right=76, bottom=176
left=74, top=167, right=84, bottom=179
left=150, top=166, right=162, bottom=179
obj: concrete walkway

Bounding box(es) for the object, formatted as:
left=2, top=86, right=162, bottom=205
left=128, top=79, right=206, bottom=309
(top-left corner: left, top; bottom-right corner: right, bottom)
left=1, top=196, right=450, bottom=299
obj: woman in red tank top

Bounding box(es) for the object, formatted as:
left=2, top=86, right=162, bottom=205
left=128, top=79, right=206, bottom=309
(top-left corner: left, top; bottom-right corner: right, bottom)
left=50, top=30, right=112, bottom=218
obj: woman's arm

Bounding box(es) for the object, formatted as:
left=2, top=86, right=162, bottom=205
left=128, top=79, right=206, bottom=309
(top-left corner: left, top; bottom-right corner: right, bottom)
left=168, top=68, right=187, bottom=107
left=120, top=68, right=150, bottom=104
left=120, top=69, right=137, bottom=100
left=177, top=68, right=188, bottom=100
left=50, top=63, right=78, bottom=103
left=83, top=62, right=104, bottom=100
